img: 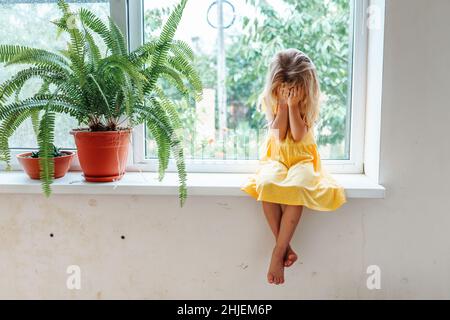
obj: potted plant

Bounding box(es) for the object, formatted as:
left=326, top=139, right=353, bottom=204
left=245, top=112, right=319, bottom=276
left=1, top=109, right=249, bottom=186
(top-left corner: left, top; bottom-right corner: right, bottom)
left=0, top=0, right=202, bottom=205
left=17, top=145, right=75, bottom=181
left=17, top=110, right=74, bottom=188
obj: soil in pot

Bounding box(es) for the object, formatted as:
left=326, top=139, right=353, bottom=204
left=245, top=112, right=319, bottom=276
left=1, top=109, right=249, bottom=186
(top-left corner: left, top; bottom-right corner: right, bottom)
left=71, top=129, right=131, bottom=182
left=17, top=151, right=75, bottom=180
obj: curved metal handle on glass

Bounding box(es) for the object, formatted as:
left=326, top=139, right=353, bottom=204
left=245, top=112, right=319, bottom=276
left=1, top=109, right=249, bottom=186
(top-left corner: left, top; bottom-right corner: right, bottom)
left=206, top=0, right=236, bottom=29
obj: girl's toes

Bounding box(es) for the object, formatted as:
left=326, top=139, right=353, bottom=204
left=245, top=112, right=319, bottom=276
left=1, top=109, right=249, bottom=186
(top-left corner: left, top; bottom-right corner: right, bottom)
left=267, top=274, right=274, bottom=284
left=285, top=252, right=298, bottom=268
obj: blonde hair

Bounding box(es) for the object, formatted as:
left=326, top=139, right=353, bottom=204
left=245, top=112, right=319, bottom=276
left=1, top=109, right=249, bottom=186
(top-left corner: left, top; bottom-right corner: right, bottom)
left=261, top=48, right=321, bottom=128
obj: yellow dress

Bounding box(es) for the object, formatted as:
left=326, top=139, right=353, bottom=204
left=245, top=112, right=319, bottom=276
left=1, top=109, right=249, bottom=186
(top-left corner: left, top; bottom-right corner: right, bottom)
left=241, top=100, right=346, bottom=211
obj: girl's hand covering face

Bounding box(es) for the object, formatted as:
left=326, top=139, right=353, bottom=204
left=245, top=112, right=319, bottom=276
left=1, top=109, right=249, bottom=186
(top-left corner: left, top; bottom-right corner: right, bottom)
left=277, top=84, right=290, bottom=108
left=287, top=86, right=301, bottom=109
left=278, top=84, right=301, bottom=109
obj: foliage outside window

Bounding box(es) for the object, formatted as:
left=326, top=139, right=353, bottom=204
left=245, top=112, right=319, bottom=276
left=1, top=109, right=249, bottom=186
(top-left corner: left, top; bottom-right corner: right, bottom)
left=144, top=0, right=352, bottom=161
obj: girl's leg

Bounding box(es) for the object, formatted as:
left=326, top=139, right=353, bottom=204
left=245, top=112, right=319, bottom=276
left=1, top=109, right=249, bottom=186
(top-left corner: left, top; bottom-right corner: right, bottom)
left=267, top=205, right=303, bottom=284
left=262, top=202, right=298, bottom=267
left=261, top=201, right=282, bottom=236
left=279, top=205, right=297, bottom=266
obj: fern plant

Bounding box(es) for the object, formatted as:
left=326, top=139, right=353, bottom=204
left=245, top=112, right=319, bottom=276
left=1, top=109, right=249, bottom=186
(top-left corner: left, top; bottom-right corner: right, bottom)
left=0, top=0, right=202, bottom=205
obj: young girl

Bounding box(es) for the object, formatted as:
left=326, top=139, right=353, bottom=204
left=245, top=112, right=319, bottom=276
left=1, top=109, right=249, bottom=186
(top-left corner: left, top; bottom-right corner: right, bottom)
left=241, top=49, right=346, bottom=285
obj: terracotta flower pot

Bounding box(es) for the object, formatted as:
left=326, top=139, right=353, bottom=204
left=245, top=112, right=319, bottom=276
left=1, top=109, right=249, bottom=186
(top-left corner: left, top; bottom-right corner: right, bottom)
left=17, top=151, right=75, bottom=180
left=71, top=130, right=131, bottom=182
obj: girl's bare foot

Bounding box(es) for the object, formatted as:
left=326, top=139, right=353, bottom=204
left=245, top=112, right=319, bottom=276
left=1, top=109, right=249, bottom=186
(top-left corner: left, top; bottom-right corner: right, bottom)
left=284, top=246, right=298, bottom=267
left=267, top=246, right=285, bottom=285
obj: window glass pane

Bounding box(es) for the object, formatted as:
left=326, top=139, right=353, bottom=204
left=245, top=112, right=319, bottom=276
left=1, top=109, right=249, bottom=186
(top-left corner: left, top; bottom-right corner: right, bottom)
left=145, top=0, right=353, bottom=161
left=0, top=0, right=110, bottom=149
left=143, top=0, right=219, bottom=160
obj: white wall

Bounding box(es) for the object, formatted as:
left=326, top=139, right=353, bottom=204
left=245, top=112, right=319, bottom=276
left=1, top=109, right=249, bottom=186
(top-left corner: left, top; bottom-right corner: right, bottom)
left=1, top=0, right=450, bottom=299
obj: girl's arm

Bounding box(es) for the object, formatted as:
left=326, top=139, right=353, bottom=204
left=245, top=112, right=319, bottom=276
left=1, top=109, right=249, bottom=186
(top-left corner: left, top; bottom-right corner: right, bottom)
left=269, top=86, right=289, bottom=141
left=287, top=87, right=308, bottom=142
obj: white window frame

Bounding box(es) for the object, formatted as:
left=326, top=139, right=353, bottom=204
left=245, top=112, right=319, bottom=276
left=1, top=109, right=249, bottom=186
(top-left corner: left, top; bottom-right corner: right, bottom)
left=128, top=0, right=369, bottom=174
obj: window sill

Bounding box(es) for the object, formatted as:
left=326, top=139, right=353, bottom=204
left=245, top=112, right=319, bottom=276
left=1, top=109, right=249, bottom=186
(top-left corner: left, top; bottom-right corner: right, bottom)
left=0, top=171, right=385, bottom=198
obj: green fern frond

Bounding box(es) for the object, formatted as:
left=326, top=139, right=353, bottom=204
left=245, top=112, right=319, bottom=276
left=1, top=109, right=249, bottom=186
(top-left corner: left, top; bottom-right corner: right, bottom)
left=79, top=8, right=117, bottom=55
left=139, top=99, right=173, bottom=178
left=129, top=40, right=158, bottom=65
left=167, top=56, right=202, bottom=101
left=150, top=103, right=187, bottom=206
left=57, top=0, right=70, bottom=13
left=30, top=109, right=41, bottom=137
left=0, top=95, right=81, bottom=121
left=57, top=79, right=84, bottom=102
left=171, top=135, right=187, bottom=206
left=52, top=15, right=89, bottom=85
left=98, top=55, right=146, bottom=82
left=38, top=106, right=56, bottom=197
left=0, top=45, right=35, bottom=63
left=154, top=86, right=182, bottom=130
left=0, top=110, right=34, bottom=168
left=145, top=0, right=188, bottom=93
left=159, top=0, right=188, bottom=45
left=83, top=29, right=102, bottom=67
left=153, top=90, right=187, bottom=206
left=140, top=98, right=187, bottom=206
left=0, top=66, right=65, bottom=104
left=30, top=81, right=49, bottom=136
left=146, top=117, right=171, bottom=179
left=69, top=28, right=86, bottom=64
left=37, top=80, right=51, bottom=96
left=108, top=17, right=127, bottom=55
left=5, top=47, right=71, bottom=73
left=156, top=65, right=189, bottom=97
left=171, top=40, right=195, bottom=61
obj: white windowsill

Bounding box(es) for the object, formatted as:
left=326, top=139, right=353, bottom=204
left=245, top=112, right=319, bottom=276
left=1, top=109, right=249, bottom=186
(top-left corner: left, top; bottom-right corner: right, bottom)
left=0, top=171, right=385, bottom=198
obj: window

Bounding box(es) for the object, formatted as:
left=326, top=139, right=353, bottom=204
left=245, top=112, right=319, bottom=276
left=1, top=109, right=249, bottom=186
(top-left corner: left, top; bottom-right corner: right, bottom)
left=1, top=0, right=368, bottom=174
left=0, top=0, right=110, bottom=150
left=132, top=0, right=366, bottom=173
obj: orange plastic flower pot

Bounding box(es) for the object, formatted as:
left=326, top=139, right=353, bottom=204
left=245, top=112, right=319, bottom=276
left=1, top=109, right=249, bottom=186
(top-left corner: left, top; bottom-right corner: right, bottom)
left=71, top=130, right=131, bottom=182
left=17, top=151, right=75, bottom=180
